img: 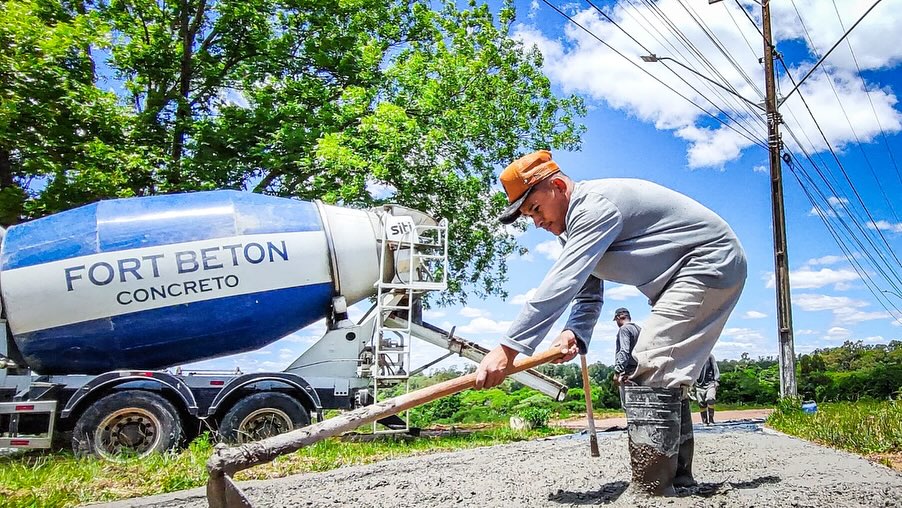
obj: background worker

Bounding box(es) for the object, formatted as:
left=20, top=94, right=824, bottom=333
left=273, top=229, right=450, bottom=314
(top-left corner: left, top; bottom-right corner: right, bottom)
left=695, top=354, right=721, bottom=425
left=612, top=307, right=640, bottom=399
left=474, top=150, right=747, bottom=496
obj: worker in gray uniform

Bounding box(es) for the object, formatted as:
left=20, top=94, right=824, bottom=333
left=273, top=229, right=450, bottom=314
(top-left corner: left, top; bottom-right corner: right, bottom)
left=695, top=354, right=720, bottom=424
left=612, top=307, right=640, bottom=399
left=475, top=150, right=747, bottom=496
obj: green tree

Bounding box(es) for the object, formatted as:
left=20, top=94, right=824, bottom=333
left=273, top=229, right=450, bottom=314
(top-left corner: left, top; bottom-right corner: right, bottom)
left=0, top=0, right=148, bottom=223
left=202, top=0, right=585, bottom=303
left=5, top=0, right=585, bottom=304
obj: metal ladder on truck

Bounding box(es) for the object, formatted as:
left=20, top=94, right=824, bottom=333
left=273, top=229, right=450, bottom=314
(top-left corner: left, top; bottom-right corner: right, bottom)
left=372, top=212, right=449, bottom=433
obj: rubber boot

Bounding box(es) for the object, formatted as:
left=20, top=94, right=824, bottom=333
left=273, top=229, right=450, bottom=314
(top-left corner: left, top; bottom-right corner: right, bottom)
left=700, top=409, right=709, bottom=425
left=707, top=407, right=715, bottom=424
left=674, top=398, right=697, bottom=488
left=623, top=386, right=681, bottom=497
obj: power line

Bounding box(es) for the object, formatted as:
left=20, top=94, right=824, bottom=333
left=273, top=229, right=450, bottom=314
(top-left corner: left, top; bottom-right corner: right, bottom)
left=619, top=0, right=767, bottom=130
left=721, top=0, right=758, bottom=60
left=539, top=0, right=768, bottom=150
left=632, top=0, right=768, bottom=135
left=776, top=52, right=902, bottom=283
left=780, top=0, right=887, bottom=104
left=784, top=152, right=902, bottom=324
left=830, top=0, right=902, bottom=194
left=676, top=0, right=761, bottom=98
left=788, top=0, right=900, bottom=224
left=586, top=0, right=763, bottom=125
left=781, top=123, right=902, bottom=294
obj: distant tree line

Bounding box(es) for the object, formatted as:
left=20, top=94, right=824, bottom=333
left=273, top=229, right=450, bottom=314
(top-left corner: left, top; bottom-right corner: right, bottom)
left=404, top=340, right=901, bottom=426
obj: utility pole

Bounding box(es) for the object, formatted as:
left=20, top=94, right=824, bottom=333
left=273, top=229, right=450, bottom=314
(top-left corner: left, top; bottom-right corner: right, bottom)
left=761, top=0, right=797, bottom=397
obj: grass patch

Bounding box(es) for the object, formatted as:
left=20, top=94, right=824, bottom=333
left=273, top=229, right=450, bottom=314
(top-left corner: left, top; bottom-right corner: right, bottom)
left=0, top=427, right=570, bottom=508
left=767, top=399, right=901, bottom=459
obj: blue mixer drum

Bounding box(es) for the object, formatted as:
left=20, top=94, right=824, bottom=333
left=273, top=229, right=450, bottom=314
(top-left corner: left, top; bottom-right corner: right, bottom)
left=0, top=191, right=383, bottom=374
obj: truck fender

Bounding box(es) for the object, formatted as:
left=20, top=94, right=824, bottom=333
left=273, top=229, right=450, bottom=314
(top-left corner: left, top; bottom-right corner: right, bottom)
left=206, top=373, right=322, bottom=419
left=60, top=371, right=199, bottom=419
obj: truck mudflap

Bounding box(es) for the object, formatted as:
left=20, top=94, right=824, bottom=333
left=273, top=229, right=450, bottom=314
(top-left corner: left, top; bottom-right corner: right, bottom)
left=61, top=370, right=199, bottom=418
left=206, top=372, right=322, bottom=418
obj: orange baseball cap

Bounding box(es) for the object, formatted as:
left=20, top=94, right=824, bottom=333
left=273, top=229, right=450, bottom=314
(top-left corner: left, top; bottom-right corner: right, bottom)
left=498, top=150, right=560, bottom=224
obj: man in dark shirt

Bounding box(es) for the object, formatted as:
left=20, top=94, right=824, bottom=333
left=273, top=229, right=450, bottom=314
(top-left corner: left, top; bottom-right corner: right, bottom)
left=613, top=307, right=640, bottom=385
left=695, top=354, right=720, bottom=424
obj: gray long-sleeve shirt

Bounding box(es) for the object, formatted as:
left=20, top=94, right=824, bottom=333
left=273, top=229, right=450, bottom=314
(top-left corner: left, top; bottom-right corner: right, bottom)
left=500, top=178, right=747, bottom=355
left=614, top=322, right=641, bottom=374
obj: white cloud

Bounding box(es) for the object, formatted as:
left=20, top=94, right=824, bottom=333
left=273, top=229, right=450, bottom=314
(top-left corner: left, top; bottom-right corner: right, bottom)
left=457, top=317, right=511, bottom=335
left=794, top=293, right=891, bottom=327
left=808, top=197, right=851, bottom=218
left=518, top=0, right=902, bottom=168
left=365, top=178, right=396, bottom=199
left=713, top=326, right=774, bottom=358
left=861, top=335, right=889, bottom=345
left=793, top=293, right=868, bottom=311
left=591, top=320, right=620, bottom=340
left=805, top=254, right=851, bottom=266
left=768, top=0, right=902, bottom=72
left=511, top=288, right=537, bottom=305
left=780, top=66, right=901, bottom=155
left=534, top=240, right=563, bottom=261
left=504, top=224, right=527, bottom=239
left=529, top=0, right=539, bottom=19
left=753, top=164, right=767, bottom=174
left=825, top=326, right=852, bottom=339
left=424, top=309, right=446, bottom=320
left=721, top=327, right=766, bottom=342
left=765, top=267, right=859, bottom=289
left=604, top=284, right=642, bottom=301
left=460, top=306, right=489, bottom=318
left=795, top=329, right=818, bottom=335
left=868, top=220, right=902, bottom=233
left=742, top=310, right=767, bottom=319
left=832, top=307, right=891, bottom=325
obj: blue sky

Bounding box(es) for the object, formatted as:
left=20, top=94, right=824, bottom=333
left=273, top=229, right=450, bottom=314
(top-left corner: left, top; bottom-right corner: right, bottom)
left=187, top=0, right=902, bottom=374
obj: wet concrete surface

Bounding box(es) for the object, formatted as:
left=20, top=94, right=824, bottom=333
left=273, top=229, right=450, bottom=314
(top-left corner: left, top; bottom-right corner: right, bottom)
left=90, top=421, right=902, bottom=508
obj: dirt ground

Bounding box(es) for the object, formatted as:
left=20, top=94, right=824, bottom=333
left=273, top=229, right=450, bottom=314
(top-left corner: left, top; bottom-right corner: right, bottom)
left=94, top=420, right=902, bottom=508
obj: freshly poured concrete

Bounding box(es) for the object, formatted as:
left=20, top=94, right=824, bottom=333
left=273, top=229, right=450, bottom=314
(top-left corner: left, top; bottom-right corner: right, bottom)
left=91, top=423, right=902, bottom=508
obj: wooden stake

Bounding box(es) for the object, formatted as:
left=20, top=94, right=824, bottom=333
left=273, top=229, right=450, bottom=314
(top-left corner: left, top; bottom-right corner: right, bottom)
left=580, top=354, right=600, bottom=457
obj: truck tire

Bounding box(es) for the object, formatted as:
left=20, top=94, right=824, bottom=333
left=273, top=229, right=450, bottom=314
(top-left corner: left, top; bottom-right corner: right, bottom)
left=71, top=390, right=184, bottom=459
left=219, top=392, right=310, bottom=444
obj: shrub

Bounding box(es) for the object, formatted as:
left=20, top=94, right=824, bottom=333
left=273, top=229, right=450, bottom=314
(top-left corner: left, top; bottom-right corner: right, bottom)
left=518, top=406, right=552, bottom=429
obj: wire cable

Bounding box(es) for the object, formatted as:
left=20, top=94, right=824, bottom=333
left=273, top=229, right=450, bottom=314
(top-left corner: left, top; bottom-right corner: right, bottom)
left=540, top=0, right=768, bottom=150
left=784, top=152, right=902, bottom=324
left=780, top=0, right=887, bottom=103
left=776, top=52, right=902, bottom=280
left=830, top=0, right=902, bottom=193
left=585, top=0, right=765, bottom=141
left=788, top=0, right=900, bottom=224
left=633, top=0, right=768, bottom=135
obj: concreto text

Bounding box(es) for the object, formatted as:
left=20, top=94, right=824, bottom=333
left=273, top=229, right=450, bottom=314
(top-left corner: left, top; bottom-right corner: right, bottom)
left=61, top=240, right=290, bottom=305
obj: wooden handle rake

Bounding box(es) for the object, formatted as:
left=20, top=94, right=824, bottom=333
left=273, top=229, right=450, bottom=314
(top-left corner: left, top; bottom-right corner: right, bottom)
left=206, top=348, right=564, bottom=507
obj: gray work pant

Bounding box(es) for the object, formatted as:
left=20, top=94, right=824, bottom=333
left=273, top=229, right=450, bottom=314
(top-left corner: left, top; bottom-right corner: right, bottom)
left=694, top=383, right=718, bottom=407
left=629, top=278, right=744, bottom=389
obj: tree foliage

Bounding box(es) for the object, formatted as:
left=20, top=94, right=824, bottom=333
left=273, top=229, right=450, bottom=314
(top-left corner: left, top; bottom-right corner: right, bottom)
left=2, top=0, right=586, bottom=304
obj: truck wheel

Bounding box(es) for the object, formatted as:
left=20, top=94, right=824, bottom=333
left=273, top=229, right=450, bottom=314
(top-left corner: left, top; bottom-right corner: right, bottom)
left=219, top=392, right=310, bottom=444
left=72, top=391, right=183, bottom=459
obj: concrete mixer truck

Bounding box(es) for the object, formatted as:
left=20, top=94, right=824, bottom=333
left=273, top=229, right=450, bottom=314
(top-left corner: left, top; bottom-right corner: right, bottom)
left=0, top=190, right=565, bottom=458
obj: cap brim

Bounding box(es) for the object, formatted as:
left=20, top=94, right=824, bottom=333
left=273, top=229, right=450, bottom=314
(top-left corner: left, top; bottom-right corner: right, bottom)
left=498, top=188, right=533, bottom=225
